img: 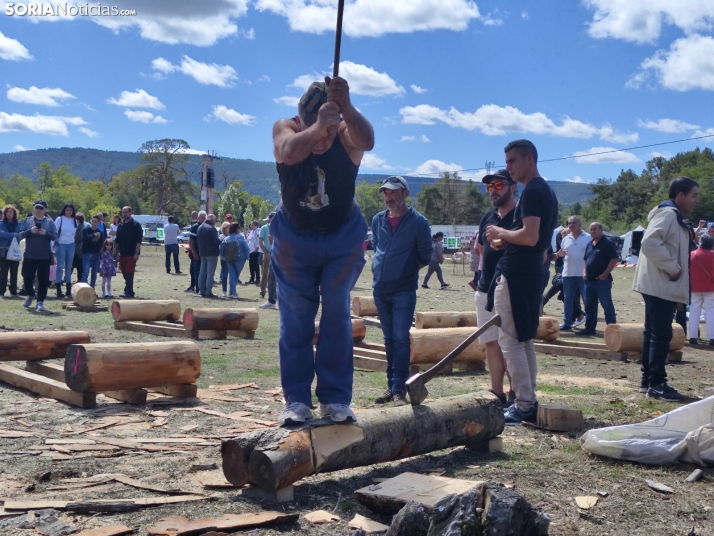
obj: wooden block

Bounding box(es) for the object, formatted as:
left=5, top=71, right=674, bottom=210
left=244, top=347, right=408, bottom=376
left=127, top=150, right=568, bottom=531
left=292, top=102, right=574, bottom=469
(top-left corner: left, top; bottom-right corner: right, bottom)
left=467, top=437, right=503, bottom=454
left=355, top=341, right=387, bottom=352
left=353, top=347, right=388, bottom=359
left=102, top=389, right=148, bottom=405
left=453, top=361, right=486, bottom=372
left=114, top=321, right=186, bottom=338
left=534, top=342, right=627, bottom=361
left=62, top=302, right=108, bottom=312
left=667, top=350, right=682, bottom=363
left=354, top=356, right=388, bottom=372
left=188, top=330, right=227, bottom=340
left=536, top=404, right=583, bottom=432
left=25, top=360, right=65, bottom=382
left=227, top=330, right=255, bottom=339
left=0, top=364, right=95, bottom=408
left=151, top=384, right=198, bottom=398
left=239, top=484, right=294, bottom=503
left=545, top=339, right=607, bottom=350
left=409, top=363, right=453, bottom=375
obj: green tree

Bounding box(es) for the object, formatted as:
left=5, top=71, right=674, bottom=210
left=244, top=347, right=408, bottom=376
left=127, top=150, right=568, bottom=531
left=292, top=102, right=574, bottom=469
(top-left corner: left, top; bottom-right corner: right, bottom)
left=355, top=181, right=384, bottom=224
left=0, top=173, right=38, bottom=215
left=243, top=205, right=254, bottom=226
left=137, top=139, right=192, bottom=213
left=217, top=181, right=250, bottom=225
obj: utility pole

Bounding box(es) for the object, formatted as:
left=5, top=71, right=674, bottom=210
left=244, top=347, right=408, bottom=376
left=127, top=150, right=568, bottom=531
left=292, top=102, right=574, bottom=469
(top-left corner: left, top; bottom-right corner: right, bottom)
left=484, top=160, right=495, bottom=175
left=200, top=151, right=221, bottom=215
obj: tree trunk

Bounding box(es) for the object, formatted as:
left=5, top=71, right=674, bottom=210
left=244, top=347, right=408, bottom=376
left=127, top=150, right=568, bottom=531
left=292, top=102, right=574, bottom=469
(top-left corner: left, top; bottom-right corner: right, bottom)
left=410, top=328, right=486, bottom=364
left=183, top=308, right=259, bottom=332
left=415, top=312, right=476, bottom=330
left=314, top=319, right=365, bottom=345
left=604, top=323, right=685, bottom=352
left=352, top=296, right=378, bottom=317
left=111, top=300, right=181, bottom=322
left=223, top=392, right=504, bottom=492
left=536, top=316, right=560, bottom=341
left=64, top=341, right=201, bottom=392
left=71, top=283, right=96, bottom=307
left=0, top=331, right=90, bottom=362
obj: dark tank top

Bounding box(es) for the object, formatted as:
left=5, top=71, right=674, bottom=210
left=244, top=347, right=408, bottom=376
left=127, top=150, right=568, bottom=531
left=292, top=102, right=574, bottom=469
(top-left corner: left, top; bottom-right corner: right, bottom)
left=276, top=121, right=359, bottom=233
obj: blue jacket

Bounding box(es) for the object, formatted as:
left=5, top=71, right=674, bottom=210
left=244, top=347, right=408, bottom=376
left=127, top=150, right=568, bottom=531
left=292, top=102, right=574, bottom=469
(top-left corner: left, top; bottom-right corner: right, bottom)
left=371, top=206, right=433, bottom=294
left=0, top=219, right=20, bottom=249
left=220, top=233, right=250, bottom=263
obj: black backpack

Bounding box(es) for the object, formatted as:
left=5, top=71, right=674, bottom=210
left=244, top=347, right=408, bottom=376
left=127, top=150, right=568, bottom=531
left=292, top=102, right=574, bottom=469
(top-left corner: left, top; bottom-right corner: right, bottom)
left=224, top=240, right=238, bottom=263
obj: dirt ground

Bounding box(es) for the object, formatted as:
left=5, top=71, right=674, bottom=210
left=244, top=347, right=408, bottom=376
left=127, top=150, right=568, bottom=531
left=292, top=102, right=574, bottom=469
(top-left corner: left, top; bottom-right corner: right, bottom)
left=1, top=247, right=713, bottom=535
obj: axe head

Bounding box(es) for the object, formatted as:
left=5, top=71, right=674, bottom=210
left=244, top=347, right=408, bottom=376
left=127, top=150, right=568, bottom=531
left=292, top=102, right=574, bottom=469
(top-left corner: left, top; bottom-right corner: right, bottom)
left=406, top=373, right=428, bottom=406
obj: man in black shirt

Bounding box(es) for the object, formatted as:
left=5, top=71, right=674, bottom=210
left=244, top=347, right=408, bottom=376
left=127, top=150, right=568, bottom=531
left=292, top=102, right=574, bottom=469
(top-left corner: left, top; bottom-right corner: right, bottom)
left=581, top=221, right=618, bottom=335
left=476, top=169, right=516, bottom=407
left=115, top=206, right=143, bottom=299
left=485, top=139, right=558, bottom=424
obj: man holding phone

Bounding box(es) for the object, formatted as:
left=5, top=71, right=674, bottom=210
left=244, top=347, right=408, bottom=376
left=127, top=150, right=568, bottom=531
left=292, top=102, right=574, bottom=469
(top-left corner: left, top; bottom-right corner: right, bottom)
left=19, top=200, right=57, bottom=312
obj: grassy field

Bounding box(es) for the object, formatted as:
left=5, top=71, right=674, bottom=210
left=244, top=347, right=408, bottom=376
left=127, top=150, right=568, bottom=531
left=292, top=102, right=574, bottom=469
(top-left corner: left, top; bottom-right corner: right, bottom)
left=0, top=246, right=713, bottom=535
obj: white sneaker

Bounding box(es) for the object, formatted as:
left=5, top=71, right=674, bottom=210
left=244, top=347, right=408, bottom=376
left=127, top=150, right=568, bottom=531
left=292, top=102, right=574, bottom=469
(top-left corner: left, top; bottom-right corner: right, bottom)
left=260, top=301, right=277, bottom=309
left=106, top=292, right=114, bottom=298
left=35, top=301, right=46, bottom=312
left=573, top=315, right=587, bottom=328
left=23, top=296, right=34, bottom=308
left=228, top=294, right=239, bottom=299
left=319, top=403, right=356, bottom=423
left=278, top=402, right=314, bottom=426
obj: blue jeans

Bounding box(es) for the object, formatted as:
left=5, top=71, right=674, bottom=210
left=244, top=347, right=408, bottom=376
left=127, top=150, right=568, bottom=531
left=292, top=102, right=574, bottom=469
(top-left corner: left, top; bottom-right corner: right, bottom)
left=584, top=278, right=617, bottom=332
left=165, top=243, right=179, bottom=272
left=198, top=256, right=218, bottom=296
left=220, top=259, right=227, bottom=292
left=81, top=252, right=100, bottom=288
left=373, top=290, right=417, bottom=394
left=271, top=204, right=367, bottom=406
left=55, top=242, right=75, bottom=284
left=562, top=276, right=587, bottom=328
left=226, top=259, right=246, bottom=295
left=641, top=293, right=675, bottom=388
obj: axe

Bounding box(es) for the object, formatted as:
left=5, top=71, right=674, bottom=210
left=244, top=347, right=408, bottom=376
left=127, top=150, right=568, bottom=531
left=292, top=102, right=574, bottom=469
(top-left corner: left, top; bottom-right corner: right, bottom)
left=333, top=0, right=345, bottom=77
left=406, top=315, right=502, bottom=406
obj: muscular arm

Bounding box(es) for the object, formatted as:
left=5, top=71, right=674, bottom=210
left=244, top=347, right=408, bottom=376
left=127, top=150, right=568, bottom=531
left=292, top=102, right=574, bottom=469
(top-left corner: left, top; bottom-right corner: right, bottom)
left=340, top=105, right=374, bottom=152
left=273, top=119, right=325, bottom=166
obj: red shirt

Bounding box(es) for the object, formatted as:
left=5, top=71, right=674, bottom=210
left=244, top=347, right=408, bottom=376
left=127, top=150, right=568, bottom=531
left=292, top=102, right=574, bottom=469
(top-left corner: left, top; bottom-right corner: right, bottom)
left=690, top=248, right=714, bottom=293
left=386, top=214, right=403, bottom=234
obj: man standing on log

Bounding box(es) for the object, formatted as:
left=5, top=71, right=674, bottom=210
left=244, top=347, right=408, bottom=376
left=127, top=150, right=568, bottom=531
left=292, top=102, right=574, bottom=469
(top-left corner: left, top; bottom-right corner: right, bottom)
left=115, top=206, right=143, bottom=299
left=271, top=77, right=374, bottom=426
left=371, top=176, right=432, bottom=406
left=485, top=140, right=558, bottom=424
left=477, top=170, right=517, bottom=407
left=633, top=177, right=698, bottom=402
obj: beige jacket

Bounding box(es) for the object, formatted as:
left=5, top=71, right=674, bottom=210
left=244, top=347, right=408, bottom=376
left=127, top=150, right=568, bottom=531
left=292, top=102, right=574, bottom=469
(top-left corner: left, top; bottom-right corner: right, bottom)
left=632, top=203, right=690, bottom=304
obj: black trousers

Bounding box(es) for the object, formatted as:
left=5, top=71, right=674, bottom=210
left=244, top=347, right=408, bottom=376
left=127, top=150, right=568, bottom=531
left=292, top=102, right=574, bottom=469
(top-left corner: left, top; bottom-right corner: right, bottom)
left=190, top=257, right=200, bottom=289
left=249, top=251, right=260, bottom=282
left=165, top=244, right=180, bottom=273
left=641, top=293, right=675, bottom=388
left=22, top=257, right=51, bottom=301
left=72, top=254, right=83, bottom=283
left=0, top=258, right=19, bottom=294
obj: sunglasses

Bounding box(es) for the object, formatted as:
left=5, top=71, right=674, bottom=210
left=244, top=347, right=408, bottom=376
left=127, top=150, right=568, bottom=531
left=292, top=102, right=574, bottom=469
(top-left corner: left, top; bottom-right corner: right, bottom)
left=34, top=205, right=46, bottom=210
left=382, top=177, right=405, bottom=186
left=486, top=181, right=510, bottom=191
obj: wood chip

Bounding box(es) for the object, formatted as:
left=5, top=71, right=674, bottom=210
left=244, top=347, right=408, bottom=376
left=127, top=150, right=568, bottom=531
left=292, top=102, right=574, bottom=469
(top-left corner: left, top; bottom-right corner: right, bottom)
left=348, top=514, right=389, bottom=533
left=304, top=510, right=340, bottom=524
left=62, top=419, right=123, bottom=436
left=87, top=435, right=175, bottom=452
left=597, top=491, right=609, bottom=497
left=172, top=407, right=275, bottom=427
left=194, top=471, right=234, bottom=489
left=0, top=429, right=36, bottom=438
left=575, top=496, right=598, bottom=509
left=75, top=526, right=134, bottom=536
left=146, top=512, right=298, bottom=535
left=151, top=418, right=168, bottom=427
left=685, top=469, right=704, bottom=483
left=207, top=382, right=259, bottom=391
left=46, top=438, right=97, bottom=445
left=180, top=425, right=199, bottom=432
left=113, top=475, right=186, bottom=494
left=149, top=411, right=169, bottom=417
left=645, top=480, right=674, bottom=494
left=4, top=494, right=209, bottom=511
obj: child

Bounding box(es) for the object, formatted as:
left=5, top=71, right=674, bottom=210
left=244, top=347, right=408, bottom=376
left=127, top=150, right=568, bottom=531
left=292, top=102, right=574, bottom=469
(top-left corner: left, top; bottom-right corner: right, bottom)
left=99, top=238, right=116, bottom=298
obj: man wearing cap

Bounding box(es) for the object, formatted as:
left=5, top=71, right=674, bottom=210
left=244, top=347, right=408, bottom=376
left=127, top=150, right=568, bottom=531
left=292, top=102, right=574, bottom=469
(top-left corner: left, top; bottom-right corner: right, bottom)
left=259, top=212, right=277, bottom=309
left=19, top=200, right=58, bottom=312
left=115, top=206, right=143, bottom=299
left=271, top=75, right=374, bottom=426
left=477, top=170, right=517, bottom=407
left=371, top=176, right=432, bottom=406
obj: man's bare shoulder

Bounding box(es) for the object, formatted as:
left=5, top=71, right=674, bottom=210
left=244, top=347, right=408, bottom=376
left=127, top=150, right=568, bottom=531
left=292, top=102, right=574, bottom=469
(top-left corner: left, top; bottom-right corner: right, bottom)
left=273, top=118, right=299, bottom=134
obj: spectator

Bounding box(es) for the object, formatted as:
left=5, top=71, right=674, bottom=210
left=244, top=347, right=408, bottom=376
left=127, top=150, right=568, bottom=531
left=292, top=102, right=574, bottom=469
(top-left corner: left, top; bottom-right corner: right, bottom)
left=421, top=232, right=449, bottom=289
left=19, top=200, right=58, bottom=312
left=163, top=216, right=181, bottom=274
left=557, top=216, right=591, bottom=331
left=633, top=176, right=698, bottom=401
left=220, top=222, right=251, bottom=298
left=689, top=234, right=714, bottom=345
left=109, top=215, right=120, bottom=264
left=99, top=238, right=116, bottom=298
left=0, top=204, right=21, bottom=297
left=81, top=215, right=106, bottom=288
left=469, top=232, right=480, bottom=291
left=247, top=220, right=261, bottom=285
left=581, top=222, right=618, bottom=335
left=53, top=203, right=77, bottom=298
left=218, top=221, right=231, bottom=297
left=186, top=211, right=205, bottom=294
left=72, top=213, right=86, bottom=283
left=197, top=213, right=220, bottom=298
left=259, top=212, right=277, bottom=309
left=115, top=206, right=143, bottom=299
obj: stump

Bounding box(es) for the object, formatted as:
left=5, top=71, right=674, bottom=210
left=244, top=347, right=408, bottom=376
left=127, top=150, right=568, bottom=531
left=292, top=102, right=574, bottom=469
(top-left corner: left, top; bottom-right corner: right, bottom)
left=183, top=308, right=259, bottom=332
left=415, top=312, right=477, bottom=330
left=111, top=300, right=181, bottom=322
left=314, top=318, right=366, bottom=344
left=536, top=404, right=583, bottom=432
left=536, top=316, right=560, bottom=341
left=64, top=341, right=201, bottom=392
left=409, top=327, right=486, bottom=364
left=604, top=323, right=685, bottom=352
left=0, top=331, right=90, bottom=362
left=352, top=296, right=378, bottom=317
left=71, top=283, right=96, bottom=307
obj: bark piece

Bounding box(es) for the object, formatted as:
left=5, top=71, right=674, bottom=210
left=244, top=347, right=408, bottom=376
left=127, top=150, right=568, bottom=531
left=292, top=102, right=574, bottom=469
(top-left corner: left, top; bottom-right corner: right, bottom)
left=536, top=405, right=583, bottom=432
left=146, top=512, right=298, bottom=536
left=385, top=501, right=429, bottom=536
left=183, top=308, right=259, bottom=332
left=409, top=328, right=486, bottom=364
left=71, top=283, right=97, bottom=307
left=4, top=495, right=208, bottom=511
left=686, top=469, right=704, bottom=483
left=111, top=300, right=181, bottom=322
left=426, top=486, right=481, bottom=536
left=604, top=323, right=685, bottom=352
left=304, top=510, right=340, bottom=524
left=644, top=480, right=674, bottom=494
left=480, top=482, right=550, bottom=536
left=348, top=514, right=389, bottom=533
left=0, top=331, right=90, bottom=362
left=575, top=496, right=598, bottom=509
left=75, top=526, right=134, bottom=536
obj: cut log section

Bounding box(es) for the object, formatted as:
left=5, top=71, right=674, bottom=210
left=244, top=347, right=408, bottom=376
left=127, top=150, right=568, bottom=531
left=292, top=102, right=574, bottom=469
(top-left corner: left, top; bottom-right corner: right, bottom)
left=314, top=318, right=366, bottom=344
left=352, top=296, right=377, bottom=317
left=222, top=392, right=504, bottom=491
left=536, top=404, right=583, bottom=432
left=111, top=300, right=181, bottom=322
left=604, top=323, right=685, bottom=352
left=409, top=327, right=486, bottom=364
left=536, top=316, right=560, bottom=341
left=64, top=341, right=201, bottom=392
left=415, top=312, right=477, bottom=330
left=0, top=363, right=95, bottom=408
left=183, top=308, right=259, bottom=332
left=71, top=283, right=97, bottom=307
left=0, top=331, right=90, bottom=362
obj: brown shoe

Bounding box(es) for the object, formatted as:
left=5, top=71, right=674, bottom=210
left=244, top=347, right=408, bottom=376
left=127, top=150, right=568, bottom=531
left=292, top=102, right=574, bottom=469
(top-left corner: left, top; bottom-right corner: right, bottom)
left=393, top=392, right=407, bottom=407
left=375, top=389, right=393, bottom=404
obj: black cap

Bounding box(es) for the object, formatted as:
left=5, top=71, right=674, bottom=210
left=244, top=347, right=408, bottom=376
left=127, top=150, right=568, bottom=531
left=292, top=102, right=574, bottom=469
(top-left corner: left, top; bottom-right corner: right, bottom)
left=481, top=169, right=514, bottom=184
left=33, top=200, right=47, bottom=209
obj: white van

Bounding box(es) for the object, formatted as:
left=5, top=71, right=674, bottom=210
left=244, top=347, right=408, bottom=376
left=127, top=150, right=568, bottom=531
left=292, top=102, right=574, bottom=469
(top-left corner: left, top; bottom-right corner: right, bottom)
left=132, top=215, right=169, bottom=243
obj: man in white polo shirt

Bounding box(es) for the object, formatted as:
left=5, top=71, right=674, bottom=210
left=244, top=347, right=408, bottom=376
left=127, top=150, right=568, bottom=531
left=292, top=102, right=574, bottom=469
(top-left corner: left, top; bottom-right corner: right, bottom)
left=557, top=215, right=591, bottom=331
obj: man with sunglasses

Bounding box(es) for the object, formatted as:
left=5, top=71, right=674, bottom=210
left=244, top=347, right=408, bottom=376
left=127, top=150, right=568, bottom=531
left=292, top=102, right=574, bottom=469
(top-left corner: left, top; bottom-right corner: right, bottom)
left=19, top=200, right=58, bottom=312
left=477, top=170, right=517, bottom=407
left=557, top=216, right=591, bottom=331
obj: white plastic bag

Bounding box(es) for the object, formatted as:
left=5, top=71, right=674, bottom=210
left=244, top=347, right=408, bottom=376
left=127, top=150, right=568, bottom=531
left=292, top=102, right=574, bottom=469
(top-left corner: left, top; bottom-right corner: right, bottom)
left=6, top=238, right=21, bottom=261
left=580, top=396, right=714, bottom=466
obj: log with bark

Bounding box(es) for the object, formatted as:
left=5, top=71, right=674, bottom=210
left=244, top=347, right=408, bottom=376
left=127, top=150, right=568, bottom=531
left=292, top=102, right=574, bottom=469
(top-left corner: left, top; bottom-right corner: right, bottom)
left=71, top=283, right=97, bottom=307
left=111, top=300, right=181, bottom=322
left=0, top=331, right=90, bottom=362
left=183, top=308, right=259, bottom=332
left=415, top=312, right=477, bottom=330
left=64, top=341, right=201, bottom=392
left=314, top=318, right=366, bottom=345
left=409, top=328, right=486, bottom=364
left=222, top=392, right=504, bottom=492
left=352, top=296, right=378, bottom=317
left=604, top=322, right=685, bottom=352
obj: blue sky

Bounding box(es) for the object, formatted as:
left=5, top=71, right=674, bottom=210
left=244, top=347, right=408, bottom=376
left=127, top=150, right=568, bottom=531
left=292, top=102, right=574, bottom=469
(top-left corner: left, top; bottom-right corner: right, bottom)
left=1, top=0, right=714, bottom=184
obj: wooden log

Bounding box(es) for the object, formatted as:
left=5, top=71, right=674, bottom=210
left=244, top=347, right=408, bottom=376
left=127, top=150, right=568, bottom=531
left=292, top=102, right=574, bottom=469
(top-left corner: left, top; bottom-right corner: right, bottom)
left=414, top=312, right=476, bottom=330
left=536, top=404, right=583, bottom=432
left=314, top=318, right=366, bottom=344
left=64, top=341, right=201, bottom=392
left=536, top=316, right=560, bottom=341
left=223, top=392, right=504, bottom=492
left=409, top=327, right=486, bottom=364
left=183, top=308, right=259, bottom=332
left=604, top=323, right=685, bottom=352
left=0, top=331, right=90, bottom=362
left=71, top=283, right=97, bottom=308
left=352, top=296, right=377, bottom=317
left=111, top=300, right=181, bottom=322
left=0, top=363, right=96, bottom=408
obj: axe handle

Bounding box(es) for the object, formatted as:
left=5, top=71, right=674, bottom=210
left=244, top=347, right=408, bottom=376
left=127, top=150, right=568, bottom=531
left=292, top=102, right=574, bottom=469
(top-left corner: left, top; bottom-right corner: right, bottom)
left=333, top=0, right=345, bottom=77
left=420, top=315, right=501, bottom=384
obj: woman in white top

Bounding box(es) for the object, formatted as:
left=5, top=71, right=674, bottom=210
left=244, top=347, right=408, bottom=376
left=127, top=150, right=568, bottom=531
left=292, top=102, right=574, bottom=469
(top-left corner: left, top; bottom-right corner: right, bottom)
left=53, top=203, right=78, bottom=298
left=110, top=215, right=120, bottom=263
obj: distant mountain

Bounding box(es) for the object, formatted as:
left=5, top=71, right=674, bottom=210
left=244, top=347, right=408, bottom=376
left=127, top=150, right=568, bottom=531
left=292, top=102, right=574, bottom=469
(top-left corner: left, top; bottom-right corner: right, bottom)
left=0, top=148, right=593, bottom=206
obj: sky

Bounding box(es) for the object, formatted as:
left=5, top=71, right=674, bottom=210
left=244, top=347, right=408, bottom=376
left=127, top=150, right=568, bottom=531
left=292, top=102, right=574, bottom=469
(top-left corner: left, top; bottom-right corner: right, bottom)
left=1, top=0, right=714, bottom=184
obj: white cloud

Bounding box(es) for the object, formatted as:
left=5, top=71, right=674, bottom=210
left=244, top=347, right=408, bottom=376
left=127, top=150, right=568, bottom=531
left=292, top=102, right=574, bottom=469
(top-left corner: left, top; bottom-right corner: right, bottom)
left=361, top=154, right=393, bottom=170
left=637, top=118, right=700, bottom=133
left=7, top=86, right=75, bottom=107
left=151, top=57, right=175, bottom=74
left=291, top=62, right=404, bottom=97
left=521, top=11, right=529, bottom=19
left=628, top=35, right=714, bottom=92
left=152, top=56, right=238, bottom=87
left=649, top=151, right=672, bottom=159
left=584, top=0, right=714, bottom=45
left=124, top=110, right=168, bottom=124
left=481, top=13, right=503, bottom=26
left=572, top=147, right=640, bottom=164
left=399, top=134, right=430, bottom=142
left=177, top=148, right=207, bottom=155
left=258, top=75, right=271, bottom=82
left=273, top=96, right=300, bottom=106
left=0, top=112, right=86, bottom=136
left=108, top=89, right=165, bottom=110
left=79, top=127, right=99, bottom=137
left=400, top=136, right=415, bottom=142
left=693, top=127, right=714, bottom=138
left=255, top=0, right=480, bottom=37
left=420, top=135, right=431, bottom=142
left=0, top=31, right=32, bottom=61
left=400, top=103, right=638, bottom=143
left=411, top=84, right=427, bottom=94
left=565, top=176, right=586, bottom=183
left=13, top=145, right=29, bottom=151
left=408, top=159, right=485, bottom=181
left=206, top=105, right=256, bottom=126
